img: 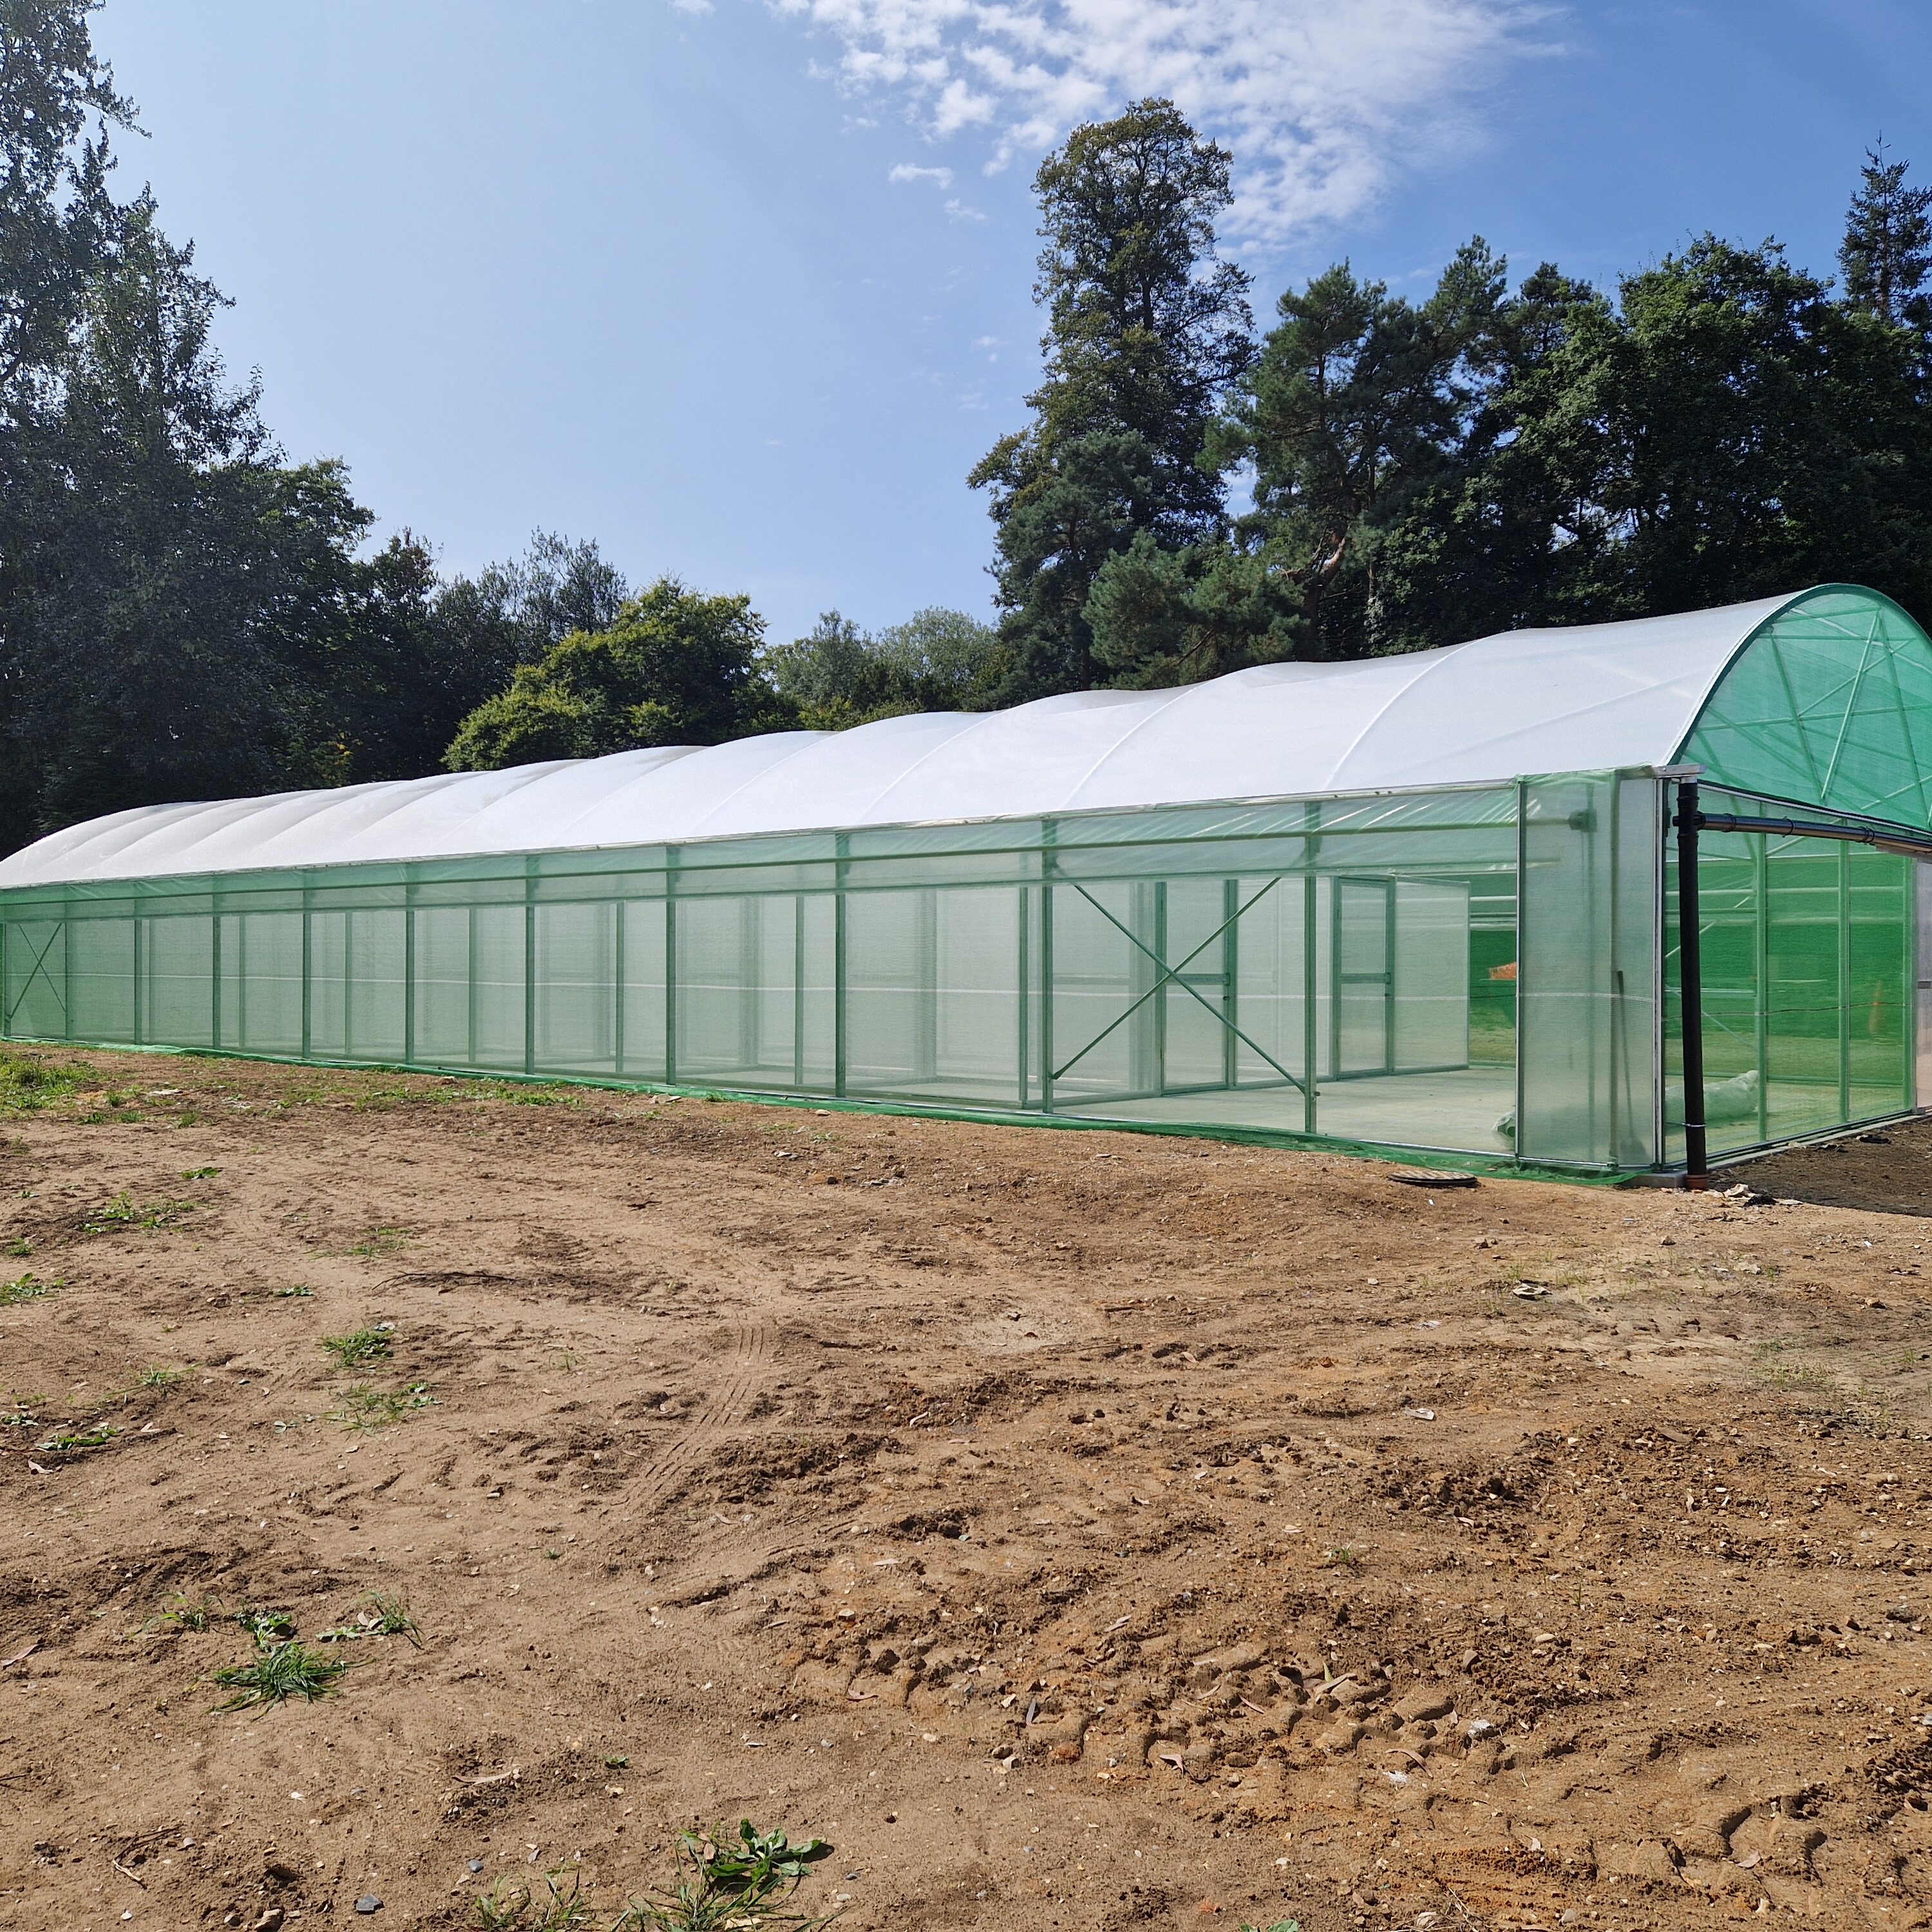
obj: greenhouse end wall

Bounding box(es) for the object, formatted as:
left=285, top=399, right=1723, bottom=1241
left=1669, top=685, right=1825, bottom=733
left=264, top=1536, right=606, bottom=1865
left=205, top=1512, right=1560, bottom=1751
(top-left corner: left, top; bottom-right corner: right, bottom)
left=1, top=770, right=1895, bottom=1175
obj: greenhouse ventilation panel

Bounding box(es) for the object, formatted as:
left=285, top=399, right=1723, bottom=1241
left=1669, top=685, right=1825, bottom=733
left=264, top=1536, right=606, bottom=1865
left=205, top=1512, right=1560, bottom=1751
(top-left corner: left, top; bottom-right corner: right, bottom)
left=5, top=582, right=1932, bottom=1176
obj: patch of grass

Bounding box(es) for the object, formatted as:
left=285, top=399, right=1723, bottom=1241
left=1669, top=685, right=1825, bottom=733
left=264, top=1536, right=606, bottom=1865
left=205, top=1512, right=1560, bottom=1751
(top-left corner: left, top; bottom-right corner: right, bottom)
left=83, top=1191, right=196, bottom=1234
left=2, top=1235, right=30, bottom=1257
left=181, top=1166, right=221, bottom=1180
left=333, top=1381, right=436, bottom=1431
left=1320, top=1544, right=1361, bottom=1569
left=345, top=1225, right=411, bottom=1256
left=476, top=1872, right=596, bottom=1930
left=615, top=1821, right=837, bottom=1932
left=37, top=1424, right=117, bottom=1454
left=236, top=1606, right=297, bottom=1645
left=137, top=1364, right=183, bottom=1389
left=272, top=1283, right=315, bottom=1299
left=319, top=1323, right=393, bottom=1369
left=0, top=1054, right=85, bottom=1115
left=319, top=1592, right=422, bottom=1647
left=211, top=1639, right=348, bottom=1711
left=0, top=1272, right=60, bottom=1307
left=1240, top=1922, right=1301, bottom=1932
left=155, top=1591, right=222, bottom=1633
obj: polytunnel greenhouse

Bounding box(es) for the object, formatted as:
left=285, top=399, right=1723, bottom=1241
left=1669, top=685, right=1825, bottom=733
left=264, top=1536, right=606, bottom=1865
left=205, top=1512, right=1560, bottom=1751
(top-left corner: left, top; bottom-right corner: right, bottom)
left=5, top=582, right=1932, bottom=1179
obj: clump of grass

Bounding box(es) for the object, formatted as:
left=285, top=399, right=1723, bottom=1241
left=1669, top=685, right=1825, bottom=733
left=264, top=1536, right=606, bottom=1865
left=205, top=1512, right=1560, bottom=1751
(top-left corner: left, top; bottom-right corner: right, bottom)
left=84, top=1191, right=196, bottom=1234
left=0, top=1272, right=60, bottom=1307
left=181, top=1166, right=221, bottom=1180
left=212, top=1639, right=348, bottom=1711
left=320, top=1323, right=393, bottom=1369
left=345, top=1224, right=411, bottom=1255
left=614, top=1821, right=837, bottom=1932
left=2, top=1235, right=30, bottom=1257
left=477, top=1871, right=596, bottom=1930
left=272, top=1284, right=316, bottom=1299
left=333, top=1381, right=435, bottom=1431
left=0, top=1054, right=85, bottom=1115
left=137, top=1364, right=183, bottom=1388
left=155, top=1591, right=221, bottom=1633
left=319, top=1592, right=422, bottom=1647
left=1320, top=1544, right=1361, bottom=1569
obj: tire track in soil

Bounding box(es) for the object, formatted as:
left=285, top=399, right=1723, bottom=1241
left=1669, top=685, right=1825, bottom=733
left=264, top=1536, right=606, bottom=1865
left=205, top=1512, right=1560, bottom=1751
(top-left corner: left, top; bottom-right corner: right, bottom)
left=630, top=1312, right=773, bottom=1517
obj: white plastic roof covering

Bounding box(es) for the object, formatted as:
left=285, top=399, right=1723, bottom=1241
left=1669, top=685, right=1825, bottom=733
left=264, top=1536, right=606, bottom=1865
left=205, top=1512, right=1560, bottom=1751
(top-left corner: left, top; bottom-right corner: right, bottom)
left=0, top=591, right=1803, bottom=889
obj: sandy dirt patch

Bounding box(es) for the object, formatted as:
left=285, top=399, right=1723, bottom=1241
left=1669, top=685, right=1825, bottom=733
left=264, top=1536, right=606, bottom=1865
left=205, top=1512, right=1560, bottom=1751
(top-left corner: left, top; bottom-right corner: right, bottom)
left=1, top=1049, right=1931, bottom=1930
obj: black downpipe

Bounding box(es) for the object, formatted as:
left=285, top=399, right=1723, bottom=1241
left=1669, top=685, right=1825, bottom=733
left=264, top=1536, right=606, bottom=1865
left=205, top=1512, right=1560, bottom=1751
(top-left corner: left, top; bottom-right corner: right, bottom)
left=1675, top=780, right=1709, bottom=1190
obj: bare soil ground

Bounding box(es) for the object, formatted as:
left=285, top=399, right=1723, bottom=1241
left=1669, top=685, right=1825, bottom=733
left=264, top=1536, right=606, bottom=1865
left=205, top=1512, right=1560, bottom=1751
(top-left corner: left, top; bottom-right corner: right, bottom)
left=3, top=1050, right=1932, bottom=1932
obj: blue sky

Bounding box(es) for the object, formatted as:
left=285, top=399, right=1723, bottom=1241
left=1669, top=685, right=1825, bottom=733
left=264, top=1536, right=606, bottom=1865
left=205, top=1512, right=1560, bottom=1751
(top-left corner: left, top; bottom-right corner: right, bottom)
left=91, top=0, right=1932, bottom=649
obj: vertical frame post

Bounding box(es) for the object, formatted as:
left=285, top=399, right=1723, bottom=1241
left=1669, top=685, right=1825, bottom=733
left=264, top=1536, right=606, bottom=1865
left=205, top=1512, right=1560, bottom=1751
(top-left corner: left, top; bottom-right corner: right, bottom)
left=833, top=834, right=849, bottom=1099
left=1676, top=778, right=1709, bottom=1189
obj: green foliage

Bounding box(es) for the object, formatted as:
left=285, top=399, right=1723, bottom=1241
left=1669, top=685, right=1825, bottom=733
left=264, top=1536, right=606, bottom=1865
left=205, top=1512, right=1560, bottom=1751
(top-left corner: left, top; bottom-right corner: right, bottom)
left=762, top=607, right=999, bottom=728
left=319, top=1592, right=422, bottom=1647
left=475, top=1871, right=595, bottom=1930
left=445, top=577, right=783, bottom=771
left=84, top=1191, right=196, bottom=1233
left=37, top=1423, right=114, bottom=1453
left=614, top=1821, right=837, bottom=1932
left=332, top=1380, right=435, bottom=1430
left=0, top=1056, right=85, bottom=1113
left=972, top=98, right=1252, bottom=703
left=211, top=1638, right=348, bottom=1710
left=319, top=1325, right=393, bottom=1369
left=0, top=1273, right=60, bottom=1307
left=1842, top=140, right=1932, bottom=328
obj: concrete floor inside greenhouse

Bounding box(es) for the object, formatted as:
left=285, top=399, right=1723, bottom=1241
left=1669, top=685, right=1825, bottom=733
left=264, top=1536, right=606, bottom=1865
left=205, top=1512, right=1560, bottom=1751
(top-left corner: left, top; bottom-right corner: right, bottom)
left=1072, top=1062, right=1519, bottom=1155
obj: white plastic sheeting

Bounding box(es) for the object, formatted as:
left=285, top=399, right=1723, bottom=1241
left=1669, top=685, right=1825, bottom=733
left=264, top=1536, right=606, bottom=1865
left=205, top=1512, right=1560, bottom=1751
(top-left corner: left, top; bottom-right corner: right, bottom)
left=0, top=591, right=1801, bottom=888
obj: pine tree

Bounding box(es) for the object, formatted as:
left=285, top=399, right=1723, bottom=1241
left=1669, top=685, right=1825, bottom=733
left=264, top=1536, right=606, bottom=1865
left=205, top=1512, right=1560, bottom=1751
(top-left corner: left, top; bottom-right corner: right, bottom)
left=1841, top=142, right=1932, bottom=329
left=971, top=99, right=1251, bottom=703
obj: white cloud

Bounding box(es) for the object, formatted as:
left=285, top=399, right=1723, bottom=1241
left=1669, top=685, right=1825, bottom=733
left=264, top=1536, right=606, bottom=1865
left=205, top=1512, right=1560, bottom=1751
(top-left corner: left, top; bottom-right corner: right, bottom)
left=889, top=161, right=956, bottom=186
left=763, top=0, right=1545, bottom=245
left=943, top=196, right=987, bottom=222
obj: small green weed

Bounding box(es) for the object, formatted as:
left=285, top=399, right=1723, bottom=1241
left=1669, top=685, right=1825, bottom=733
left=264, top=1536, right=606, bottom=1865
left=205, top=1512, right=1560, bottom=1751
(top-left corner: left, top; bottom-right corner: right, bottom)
left=156, top=1591, right=221, bottom=1633
left=2, top=1235, right=30, bottom=1257
left=137, top=1365, right=183, bottom=1388
left=272, top=1284, right=316, bottom=1299
left=0, top=1273, right=59, bottom=1307
left=181, top=1166, right=221, bottom=1180
left=1240, top=1922, right=1302, bottom=1932
left=476, top=1871, right=596, bottom=1930
left=333, top=1381, right=435, bottom=1430
left=1320, top=1544, right=1360, bottom=1569
left=236, top=1606, right=297, bottom=1645
left=346, top=1225, right=411, bottom=1256
left=320, top=1324, right=393, bottom=1369
left=212, top=1639, right=348, bottom=1710
left=319, top=1592, right=422, bottom=1647
left=84, top=1191, right=196, bottom=1234
left=37, top=1424, right=117, bottom=1454
left=614, top=1821, right=837, bottom=1931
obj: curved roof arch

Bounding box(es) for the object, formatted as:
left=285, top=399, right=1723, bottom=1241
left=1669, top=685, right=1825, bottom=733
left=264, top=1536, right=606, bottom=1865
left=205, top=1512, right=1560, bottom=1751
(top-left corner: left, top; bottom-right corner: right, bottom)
left=5, top=583, right=1930, bottom=890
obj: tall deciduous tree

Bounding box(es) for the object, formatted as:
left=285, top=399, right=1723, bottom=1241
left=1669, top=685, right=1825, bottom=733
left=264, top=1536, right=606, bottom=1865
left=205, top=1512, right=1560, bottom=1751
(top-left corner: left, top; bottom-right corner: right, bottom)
left=972, top=99, right=1251, bottom=702
left=443, top=578, right=784, bottom=771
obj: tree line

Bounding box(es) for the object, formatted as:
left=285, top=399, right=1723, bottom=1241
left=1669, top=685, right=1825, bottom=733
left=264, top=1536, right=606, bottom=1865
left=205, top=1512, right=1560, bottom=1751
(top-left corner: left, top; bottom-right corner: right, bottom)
left=5, top=2, right=1932, bottom=855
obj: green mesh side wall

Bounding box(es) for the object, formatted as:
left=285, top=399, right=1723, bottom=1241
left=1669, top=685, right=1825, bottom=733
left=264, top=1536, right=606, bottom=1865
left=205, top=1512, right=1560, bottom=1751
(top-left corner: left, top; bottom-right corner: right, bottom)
left=1664, top=788, right=1915, bottom=1160
left=1681, top=585, right=1932, bottom=828
left=0, top=775, right=1693, bottom=1170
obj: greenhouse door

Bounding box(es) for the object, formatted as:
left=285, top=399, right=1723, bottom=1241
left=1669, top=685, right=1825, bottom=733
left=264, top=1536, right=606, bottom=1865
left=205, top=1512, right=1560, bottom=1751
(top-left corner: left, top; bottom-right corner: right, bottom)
left=1334, top=880, right=1393, bottom=1077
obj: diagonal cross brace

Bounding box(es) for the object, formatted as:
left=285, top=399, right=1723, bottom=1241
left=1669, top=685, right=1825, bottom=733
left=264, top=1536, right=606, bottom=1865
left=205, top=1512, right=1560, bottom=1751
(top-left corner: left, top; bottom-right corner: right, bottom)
left=2, top=923, right=64, bottom=1030
left=1050, top=876, right=1307, bottom=1094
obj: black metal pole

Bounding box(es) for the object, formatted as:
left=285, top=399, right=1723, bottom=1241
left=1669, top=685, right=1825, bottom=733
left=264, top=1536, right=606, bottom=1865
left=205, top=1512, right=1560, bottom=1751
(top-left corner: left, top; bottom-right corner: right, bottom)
left=1675, top=779, right=1709, bottom=1190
